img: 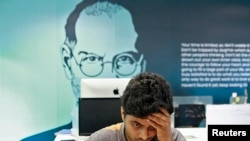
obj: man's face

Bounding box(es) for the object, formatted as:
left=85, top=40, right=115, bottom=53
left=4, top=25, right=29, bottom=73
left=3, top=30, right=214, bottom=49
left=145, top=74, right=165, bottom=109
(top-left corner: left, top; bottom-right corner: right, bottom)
left=123, top=115, right=157, bottom=141
left=66, top=4, right=146, bottom=99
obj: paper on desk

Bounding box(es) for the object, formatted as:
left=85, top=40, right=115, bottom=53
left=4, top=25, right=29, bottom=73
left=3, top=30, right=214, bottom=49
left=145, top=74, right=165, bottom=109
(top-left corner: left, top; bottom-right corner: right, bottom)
left=54, top=129, right=72, bottom=135
left=206, top=104, right=250, bottom=125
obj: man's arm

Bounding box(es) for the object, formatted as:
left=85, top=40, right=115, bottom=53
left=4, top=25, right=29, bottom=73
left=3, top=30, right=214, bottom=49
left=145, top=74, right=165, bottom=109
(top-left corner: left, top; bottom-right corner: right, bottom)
left=147, top=108, right=186, bottom=141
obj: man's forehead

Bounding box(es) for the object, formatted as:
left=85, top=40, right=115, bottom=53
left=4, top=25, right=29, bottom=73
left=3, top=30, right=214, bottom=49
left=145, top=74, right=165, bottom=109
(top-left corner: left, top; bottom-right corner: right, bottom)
left=127, top=115, right=148, bottom=121
left=126, top=115, right=154, bottom=127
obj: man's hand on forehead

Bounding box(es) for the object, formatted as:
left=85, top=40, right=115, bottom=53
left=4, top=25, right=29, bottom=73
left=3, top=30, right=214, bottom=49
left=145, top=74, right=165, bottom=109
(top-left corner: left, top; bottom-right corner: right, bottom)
left=147, top=107, right=173, bottom=141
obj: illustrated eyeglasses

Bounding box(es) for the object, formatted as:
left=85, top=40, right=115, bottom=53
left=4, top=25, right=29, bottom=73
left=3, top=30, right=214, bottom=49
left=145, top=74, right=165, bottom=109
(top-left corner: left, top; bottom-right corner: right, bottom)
left=72, top=51, right=144, bottom=77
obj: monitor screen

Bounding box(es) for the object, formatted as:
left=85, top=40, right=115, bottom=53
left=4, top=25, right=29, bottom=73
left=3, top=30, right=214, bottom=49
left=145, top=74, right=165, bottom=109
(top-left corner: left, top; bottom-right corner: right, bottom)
left=80, top=78, right=131, bottom=98
left=79, top=98, right=122, bottom=136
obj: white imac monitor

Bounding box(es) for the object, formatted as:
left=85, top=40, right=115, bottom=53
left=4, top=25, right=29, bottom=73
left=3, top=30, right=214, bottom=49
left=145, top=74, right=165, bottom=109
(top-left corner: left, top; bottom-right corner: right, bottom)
left=80, top=78, right=131, bottom=98
left=78, top=78, right=131, bottom=136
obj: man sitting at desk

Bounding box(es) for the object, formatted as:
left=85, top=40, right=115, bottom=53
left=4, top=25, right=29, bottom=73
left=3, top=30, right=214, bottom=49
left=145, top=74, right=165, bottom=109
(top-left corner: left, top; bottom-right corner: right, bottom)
left=85, top=72, right=186, bottom=141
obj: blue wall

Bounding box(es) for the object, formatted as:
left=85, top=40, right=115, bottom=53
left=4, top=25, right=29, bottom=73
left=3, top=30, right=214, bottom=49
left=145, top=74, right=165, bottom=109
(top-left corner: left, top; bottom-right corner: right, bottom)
left=1, top=0, right=250, bottom=140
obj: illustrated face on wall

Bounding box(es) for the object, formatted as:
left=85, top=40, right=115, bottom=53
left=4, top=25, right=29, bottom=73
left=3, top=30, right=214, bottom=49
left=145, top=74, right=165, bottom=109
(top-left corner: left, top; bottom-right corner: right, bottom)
left=61, top=1, right=146, bottom=99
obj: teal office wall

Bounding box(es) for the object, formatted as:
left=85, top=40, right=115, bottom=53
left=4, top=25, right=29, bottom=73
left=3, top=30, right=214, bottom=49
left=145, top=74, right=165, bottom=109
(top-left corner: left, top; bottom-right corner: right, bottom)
left=0, top=0, right=80, bottom=140
left=1, top=0, right=250, bottom=140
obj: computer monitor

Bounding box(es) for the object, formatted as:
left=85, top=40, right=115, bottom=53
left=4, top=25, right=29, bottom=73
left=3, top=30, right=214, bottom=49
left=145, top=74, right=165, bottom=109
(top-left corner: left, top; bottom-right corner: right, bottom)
left=78, top=78, right=131, bottom=136
left=80, top=78, right=131, bottom=98
left=79, top=98, right=122, bottom=136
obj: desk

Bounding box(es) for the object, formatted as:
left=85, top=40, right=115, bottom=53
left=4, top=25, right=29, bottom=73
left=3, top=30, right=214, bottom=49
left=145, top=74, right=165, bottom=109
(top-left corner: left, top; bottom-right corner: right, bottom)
left=177, top=128, right=207, bottom=141
left=54, top=127, right=207, bottom=141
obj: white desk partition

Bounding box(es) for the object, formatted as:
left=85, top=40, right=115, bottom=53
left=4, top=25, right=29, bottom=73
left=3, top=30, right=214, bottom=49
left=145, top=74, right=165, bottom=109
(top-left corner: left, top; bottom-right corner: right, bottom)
left=177, top=128, right=207, bottom=141
left=173, top=96, right=213, bottom=107
left=206, top=104, right=250, bottom=125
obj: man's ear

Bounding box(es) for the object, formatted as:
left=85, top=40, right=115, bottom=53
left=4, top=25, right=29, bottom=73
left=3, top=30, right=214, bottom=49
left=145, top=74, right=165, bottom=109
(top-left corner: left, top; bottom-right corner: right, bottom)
left=120, top=106, right=125, bottom=121
left=60, top=44, right=73, bottom=80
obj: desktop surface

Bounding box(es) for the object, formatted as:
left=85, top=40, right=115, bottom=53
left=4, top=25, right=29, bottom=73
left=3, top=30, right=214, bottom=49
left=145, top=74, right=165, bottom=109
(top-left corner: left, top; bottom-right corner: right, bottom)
left=54, top=127, right=208, bottom=141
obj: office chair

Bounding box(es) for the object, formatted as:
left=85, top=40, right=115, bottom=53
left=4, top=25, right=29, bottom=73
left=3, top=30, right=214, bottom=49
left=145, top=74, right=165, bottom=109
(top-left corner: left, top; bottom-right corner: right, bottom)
left=175, top=104, right=206, bottom=128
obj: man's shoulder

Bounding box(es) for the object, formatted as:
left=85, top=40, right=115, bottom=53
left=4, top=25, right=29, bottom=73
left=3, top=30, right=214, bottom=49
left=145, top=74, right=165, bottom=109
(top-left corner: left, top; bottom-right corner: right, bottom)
left=85, top=122, right=124, bottom=141
left=104, top=122, right=123, bottom=130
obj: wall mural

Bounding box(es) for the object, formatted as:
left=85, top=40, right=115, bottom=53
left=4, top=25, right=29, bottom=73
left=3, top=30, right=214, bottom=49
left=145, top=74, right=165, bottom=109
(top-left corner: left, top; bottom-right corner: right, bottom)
left=1, top=0, right=250, bottom=140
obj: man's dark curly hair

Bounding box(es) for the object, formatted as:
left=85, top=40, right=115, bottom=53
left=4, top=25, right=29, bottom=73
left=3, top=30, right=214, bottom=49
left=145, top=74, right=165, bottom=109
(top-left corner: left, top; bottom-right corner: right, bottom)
left=121, top=72, right=174, bottom=117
